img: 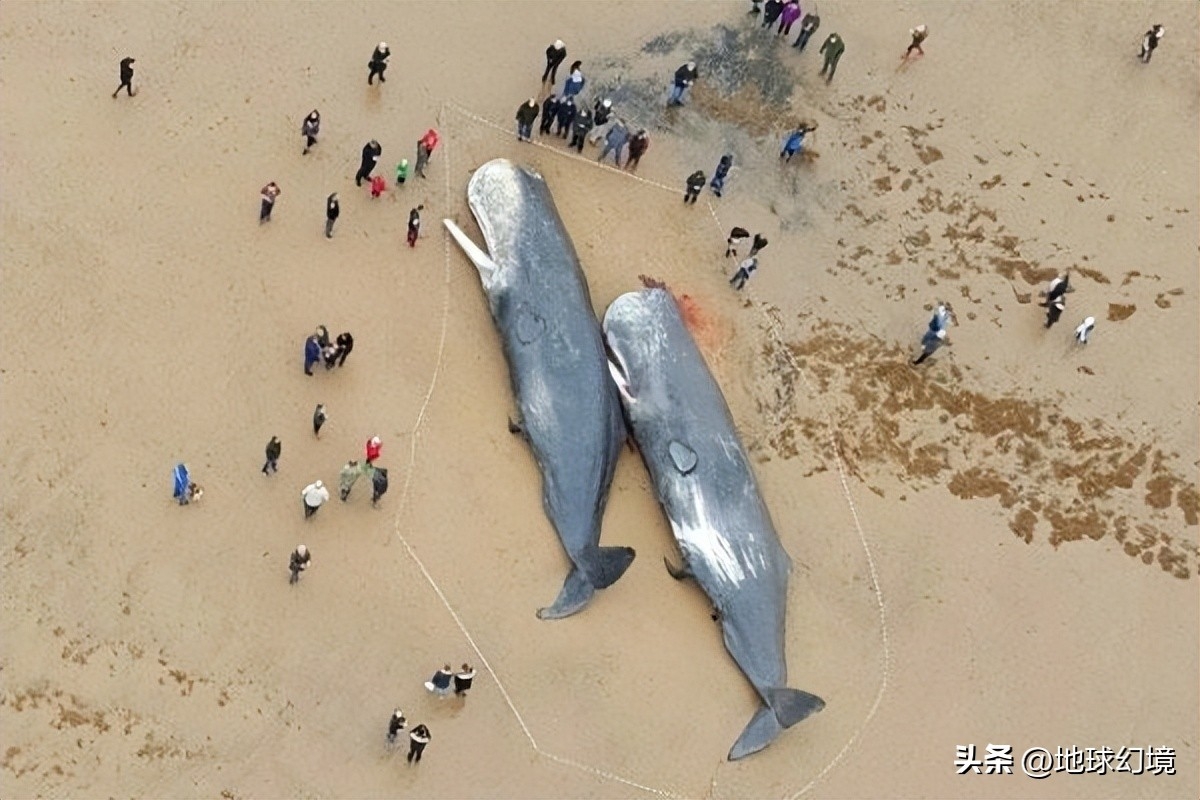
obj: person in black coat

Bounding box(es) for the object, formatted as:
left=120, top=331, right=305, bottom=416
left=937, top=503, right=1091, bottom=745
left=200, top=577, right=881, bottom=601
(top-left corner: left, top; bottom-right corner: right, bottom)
left=355, top=140, right=382, bottom=186
left=542, top=40, right=567, bottom=83
left=762, top=0, right=784, bottom=29
left=555, top=98, right=577, bottom=138
left=540, top=95, right=559, bottom=135
left=335, top=332, right=354, bottom=366
left=684, top=170, right=706, bottom=204
left=368, top=42, right=390, bottom=84
left=324, top=192, right=339, bottom=238
left=569, top=108, right=593, bottom=153
left=112, top=56, right=136, bottom=98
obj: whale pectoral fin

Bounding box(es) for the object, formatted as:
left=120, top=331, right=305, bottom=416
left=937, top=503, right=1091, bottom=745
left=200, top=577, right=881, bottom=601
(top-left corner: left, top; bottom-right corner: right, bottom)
left=443, top=219, right=498, bottom=284
left=663, top=556, right=693, bottom=581
left=606, top=358, right=635, bottom=405
left=507, top=416, right=526, bottom=438
left=536, top=566, right=595, bottom=620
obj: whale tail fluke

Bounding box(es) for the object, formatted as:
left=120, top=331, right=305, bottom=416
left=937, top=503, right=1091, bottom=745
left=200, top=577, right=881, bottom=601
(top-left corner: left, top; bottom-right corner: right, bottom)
left=728, top=688, right=824, bottom=761
left=536, top=565, right=595, bottom=620
left=589, top=545, right=636, bottom=589
left=534, top=547, right=636, bottom=620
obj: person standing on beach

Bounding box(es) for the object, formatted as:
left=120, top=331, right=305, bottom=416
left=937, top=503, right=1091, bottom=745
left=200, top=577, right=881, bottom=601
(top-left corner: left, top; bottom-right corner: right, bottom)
left=301, top=110, right=320, bottom=155
left=684, top=170, right=706, bottom=204
left=355, top=140, right=382, bottom=187
left=425, top=665, right=454, bottom=698
left=540, top=95, right=560, bottom=135
left=778, top=1, right=802, bottom=37
left=112, top=56, right=136, bottom=98
left=312, top=404, right=327, bottom=438
left=729, top=256, right=758, bottom=290
left=515, top=99, right=540, bottom=142
left=625, top=129, right=649, bottom=172
left=288, top=544, right=311, bottom=584
left=562, top=61, right=585, bottom=99
left=407, top=724, right=431, bottom=764
left=407, top=205, right=423, bottom=248
left=597, top=119, right=628, bottom=165
left=366, top=436, right=383, bottom=464
left=1139, top=25, right=1164, bottom=63
left=386, top=709, right=407, bottom=747
left=395, top=159, right=409, bottom=188
left=415, top=129, right=439, bottom=179
left=668, top=62, right=699, bottom=106
left=726, top=226, right=750, bottom=258
left=912, top=328, right=947, bottom=365
left=338, top=460, right=361, bottom=501
left=368, top=42, right=390, bottom=84
left=301, top=480, right=329, bottom=519
left=259, top=182, right=281, bottom=223
left=749, top=233, right=769, bottom=256
left=587, top=98, right=614, bottom=144
left=818, top=33, right=845, bottom=83
left=369, top=175, right=386, bottom=199
left=710, top=154, right=733, bottom=197
left=325, top=192, right=339, bottom=238
left=1039, top=272, right=1073, bottom=328
left=371, top=466, right=389, bottom=506
left=780, top=123, right=817, bottom=162
left=793, top=10, right=820, bottom=50
left=568, top=106, right=593, bottom=153
left=762, top=0, right=784, bottom=30
left=304, top=333, right=321, bottom=376
left=555, top=97, right=577, bottom=138
left=904, top=25, right=928, bottom=58
left=1074, top=317, right=1096, bottom=345
left=542, top=40, right=567, bottom=84
left=335, top=331, right=354, bottom=366
left=453, top=664, right=476, bottom=697
left=263, top=436, right=281, bottom=475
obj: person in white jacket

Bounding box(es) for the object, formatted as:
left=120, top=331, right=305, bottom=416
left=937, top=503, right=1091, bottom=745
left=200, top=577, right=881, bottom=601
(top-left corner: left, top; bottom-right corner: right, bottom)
left=302, top=480, right=330, bottom=519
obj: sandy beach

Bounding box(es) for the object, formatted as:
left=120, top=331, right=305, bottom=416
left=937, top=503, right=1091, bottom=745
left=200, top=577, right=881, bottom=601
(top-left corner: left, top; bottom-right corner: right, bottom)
left=2, top=1, right=1197, bottom=798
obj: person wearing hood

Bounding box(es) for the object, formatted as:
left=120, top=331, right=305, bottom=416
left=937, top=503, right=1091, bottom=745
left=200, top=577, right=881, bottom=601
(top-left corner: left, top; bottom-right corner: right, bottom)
left=301, top=480, right=330, bottom=518
left=568, top=106, right=593, bottom=153
left=597, top=119, right=628, bottom=165
left=542, top=40, right=567, bottom=83
left=289, top=544, right=311, bottom=584
left=301, top=109, right=321, bottom=155
left=1139, top=24, right=1164, bottom=63
left=562, top=61, right=585, bottom=99
left=555, top=97, right=577, bottom=138
left=710, top=154, right=733, bottom=197
left=778, top=1, right=802, bottom=36
left=515, top=98, right=539, bottom=142
left=368, top=42, right=390, bottom=84
left=684, top=170, right=706, bottom=204
left=355, top=140, right=382, bottom=186
left=819, top=33, right=845, bottom=83
left=540, top=95, right=559, bottom=135
left=587, top=98, right=614, bottom=144
left=668, top=61, right=699, bottom=106
left=324, top=192, right=339, bottom=238
left=793, top=10, right=820, bottom=50
left=113, top=56, right=136, bottom=98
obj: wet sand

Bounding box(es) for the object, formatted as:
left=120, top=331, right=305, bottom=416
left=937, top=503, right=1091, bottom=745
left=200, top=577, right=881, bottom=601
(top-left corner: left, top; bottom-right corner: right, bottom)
left=1, top=1, right=1197, bottom=798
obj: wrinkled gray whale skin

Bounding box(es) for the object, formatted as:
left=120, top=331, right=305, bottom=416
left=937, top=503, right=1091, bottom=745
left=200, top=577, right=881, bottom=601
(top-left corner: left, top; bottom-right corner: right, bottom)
left=443, top=159, right=635, bottom=620
left=602, top=288, right=824, bottom=760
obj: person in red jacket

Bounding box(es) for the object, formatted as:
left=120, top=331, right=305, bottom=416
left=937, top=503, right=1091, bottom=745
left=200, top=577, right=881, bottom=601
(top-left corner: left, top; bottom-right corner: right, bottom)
left=415, top=129, right=439, bottom=179
left=366, top=436, right=383, bottom=464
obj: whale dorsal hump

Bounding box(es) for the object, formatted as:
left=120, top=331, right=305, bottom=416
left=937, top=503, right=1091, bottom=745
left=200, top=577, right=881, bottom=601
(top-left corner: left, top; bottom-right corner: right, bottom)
left=669, top=440, right=697, bottom=475
left=516, top=306, right=546, bottom=345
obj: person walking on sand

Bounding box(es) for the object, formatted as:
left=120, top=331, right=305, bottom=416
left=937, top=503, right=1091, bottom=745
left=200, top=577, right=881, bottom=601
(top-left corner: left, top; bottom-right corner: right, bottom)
left=1073, top=316, right=1095, bottom=345
left=684, top=170, right=706, bottom=204
left=259, top=182, right=281, bottom=223
left=289, top=544, right=311, bottom=584
left=587, top=98, right=614, bottom=144
left=407, top=724, right=430, bottom=765
left=596, top=118, right=628, bottom=165
left=312, top=404, right=327, bottom=438
left=407, top=205, right=423, bottom=248
left=912, top=328, right=947, bottom=365
left=371, top=466, right=389, bottom=506
left=263, top=436, right=281, bottom=475
left=904, top=25, right=928, bottom=58
left=542, top=39, right=567, bottom=84
left=325, top=192, right=339, bottom=238
left=1039, top=272, right=1073, bottom=328
left=355, top=140, right=382, bottom=186
left=726, top=226, right=750, bottom=258
left=395, top=159, right=409, bottom=188
left=304, top=333, right=321, bottom=376
left=368, top=42, right=390, bottom=84
left=335, top=331, right=354, bottom=366
left=749, top=233, right=769, bottom=257
left=778, top=1, right=802, bottom=37
left=515, top=98, right=539, bottom=142
left=762, top=0, right=784, bottom=30
left=710, top=154, right=733, bottom=197
left=454, top=664, right=476, bottom=697
left=415, top=129, right=439, bottom=179
left=555, top=97, right=577, bottom=138
left=1043, top=296, right=1066, bottom=328
left=569, top=106, right=593, bottom=153
left=793, top=10, right=820, bottom=50
left=668, top=62, right=699, bottom=106
left=562, top=61, right=585, bottom=99
left=819, top=33, right=845, bottom=83
left=301, top=480, right=329, bottom=518
left=780, top=123, right=817, bottom=162
left=425, top=665, right=454, bottom=698
left=625, top=129, right=649, bottom=172
left=366, top=436, right=383, bottom=464
left=1139, top=24, right=1164, bottom=63
left=729, top=256, right=758, bottom=290
left=301, top=110, right=320, bottom=154
left=540, top=94, right=560, bottom=136
left=369, top=174, right=386, bottom=199
left=112, top=56, right=136, bottom=98
left=386, top=709, right=406, bottom=747
left=338, top=460, right=361, bottom=501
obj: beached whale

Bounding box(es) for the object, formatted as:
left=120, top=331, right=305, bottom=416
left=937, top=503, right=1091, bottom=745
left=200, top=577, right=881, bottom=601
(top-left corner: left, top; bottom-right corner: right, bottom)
left=443, top=159, right=635, bottom=620
left=602, top=287, right=824, bottom=760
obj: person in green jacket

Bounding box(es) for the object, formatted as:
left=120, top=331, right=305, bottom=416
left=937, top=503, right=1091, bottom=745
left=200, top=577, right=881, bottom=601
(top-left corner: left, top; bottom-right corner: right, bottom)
left=819, top=33, right=845, bottom=83
left=339, top=460, right=361, bottom=502
left=395, top=159, right=409, bottom=188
